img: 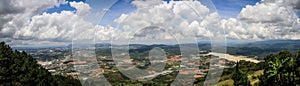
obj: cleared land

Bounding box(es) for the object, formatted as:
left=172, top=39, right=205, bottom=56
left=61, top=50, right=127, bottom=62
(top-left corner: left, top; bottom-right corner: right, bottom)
left=208, top=52, right=261, bottom=63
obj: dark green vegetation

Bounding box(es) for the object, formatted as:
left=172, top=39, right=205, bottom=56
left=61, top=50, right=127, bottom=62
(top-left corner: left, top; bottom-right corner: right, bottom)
left=219, top=51, right=300, bottom=86
left=216, top=60, right=264, bottom=86
left=0, top=42, right=81, bottom=86
left=258, top=51, right=300, bottom=86
left=232, top=61, right=251, bottom=86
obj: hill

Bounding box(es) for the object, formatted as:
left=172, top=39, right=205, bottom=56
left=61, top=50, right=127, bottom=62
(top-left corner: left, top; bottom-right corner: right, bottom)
left=227, top=40, right=300, bottom=59
left=0, top=42, right=81, bottom=85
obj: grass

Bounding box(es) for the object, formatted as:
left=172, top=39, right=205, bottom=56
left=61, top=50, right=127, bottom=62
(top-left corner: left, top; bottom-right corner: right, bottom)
left=217, top=79, right=234, bottom=86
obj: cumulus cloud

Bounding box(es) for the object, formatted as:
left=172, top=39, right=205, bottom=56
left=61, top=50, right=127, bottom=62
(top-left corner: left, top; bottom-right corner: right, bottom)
left=70, top=1, right=91, bottom=16
left=131, top=0, right=163, bottom=8
left=0, top=0, right=23, bottom=15
left=0, top=0, right=65, bottom=38
left=14, top=11, right=76, bottom=41
left=1, top=0, right=300, bottom=46
left=235, top=0, right=300, bottom=40
left=1, top=1, right=119, bottom=45
left=113, top=0, right=300, bottom=41
left=14, top=11, right=119, bottom=42
left=262, top=0, right=300, bottom=10
left=116, top=0, right=300, bottom=41
left=239, top=2, right=297, bottom=24
left=114, top=1, right=217, bottom=40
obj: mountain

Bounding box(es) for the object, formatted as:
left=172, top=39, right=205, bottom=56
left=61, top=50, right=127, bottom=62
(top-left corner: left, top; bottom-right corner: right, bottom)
left=227, top=40, right=300, bottom=59
left=10, top=40, right=300, bottom=60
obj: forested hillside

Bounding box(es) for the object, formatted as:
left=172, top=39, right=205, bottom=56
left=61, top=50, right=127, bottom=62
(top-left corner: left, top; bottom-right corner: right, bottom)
left=0, top=42, right=81, bottom=86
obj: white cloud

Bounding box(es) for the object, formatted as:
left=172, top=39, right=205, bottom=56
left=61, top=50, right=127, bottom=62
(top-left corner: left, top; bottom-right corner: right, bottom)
left=0, top=0, right=65, bottom=38
left=14, top=11, right=120, bottom=43
left=70, top=1, right=91, bottom=16
left=131, top=0, right=163, bottom=8
left=239, top=2, right=297, bottom=24
left=101, top=0, right=300, bottom=41
left=114, top=1, right=216, bottom=40
left=1, top=1, right=120, bottom=45
left=14, top=11, right=76, bottom=41
left=221, top=18, right=247, bottom=40
left=235, top=0, right=300, bottom=40
left=1, top=0, right=300, bottom=46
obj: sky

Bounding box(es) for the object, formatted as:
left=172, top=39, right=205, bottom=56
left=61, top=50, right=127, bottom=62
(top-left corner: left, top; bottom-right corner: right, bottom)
left=44, top=0, right=262, bottom=26
left=0, top=0, right=300, bottom=47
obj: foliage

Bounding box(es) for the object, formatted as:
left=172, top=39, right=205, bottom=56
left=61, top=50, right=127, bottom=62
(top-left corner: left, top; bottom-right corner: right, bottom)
left=258, top=51, right=298, bottom=86
left=0, top=42, right=81, bottom=86
left=232, top=61, right=251, bottom=86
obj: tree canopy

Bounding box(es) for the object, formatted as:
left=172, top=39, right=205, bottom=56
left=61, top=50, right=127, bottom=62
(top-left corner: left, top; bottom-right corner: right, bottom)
left=258, top=51, right=299, bottom=86
left=232, top=61, right=251, bottom=86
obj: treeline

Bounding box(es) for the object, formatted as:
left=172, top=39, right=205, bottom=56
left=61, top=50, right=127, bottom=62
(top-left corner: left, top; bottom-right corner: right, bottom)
left=0, top=42, right=81, bottom=86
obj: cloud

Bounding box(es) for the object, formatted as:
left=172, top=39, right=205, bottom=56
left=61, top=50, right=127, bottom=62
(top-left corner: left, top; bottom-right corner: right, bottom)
left=14, top=11, right=77, bottom=41
left=0, top=0, right=65, bottom=38
left=235, top=0, right=300, bottom=40
left=239, top=2, right=297, bottom=24
left=0, top=0, right=23, bottom=15
left=114, top=1, right=215, bottom=40
left=70, top=1, right=91, bottom=16
left=1, top=0, right=300, bottom=46
left=131, top=0, right=163, bottom=8
left=262, top=0, right=300, bottom=10
left=14, top=11, right=120, bottom=42
left=122, top=0, right=300, bottom=41
left=1, top=1, right=119, bottom=45
left=115, top=0, right=297, bottom=41
left=221, top=18, right=248, bottom=40
left=294, top=1, right=300, bottom=11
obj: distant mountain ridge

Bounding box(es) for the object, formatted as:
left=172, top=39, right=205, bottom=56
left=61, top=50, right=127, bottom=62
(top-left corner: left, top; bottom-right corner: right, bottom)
left=11, top=40, right=300, bottom=59
left=227, top=40, right=300, bottom=59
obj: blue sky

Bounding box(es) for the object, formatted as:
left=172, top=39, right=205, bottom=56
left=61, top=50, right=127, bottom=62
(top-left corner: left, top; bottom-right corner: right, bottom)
left=3, top=0, right=299, bottom=46
left=211, top=0, right=260, bottom=18
left=45, top=0, right=263, bottom=27
left=100, top=0, right=136, bottom=27
left=45, top=0, right=86, bottom=13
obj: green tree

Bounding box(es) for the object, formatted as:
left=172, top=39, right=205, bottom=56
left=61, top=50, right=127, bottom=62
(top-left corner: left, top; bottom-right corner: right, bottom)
left=259, top=51, right=297, bottom=86
left=296, top=51, right=300, bottom=84
left=297, top=51, right=300, bottom=66
left=232, top=61, right=251, bottom=86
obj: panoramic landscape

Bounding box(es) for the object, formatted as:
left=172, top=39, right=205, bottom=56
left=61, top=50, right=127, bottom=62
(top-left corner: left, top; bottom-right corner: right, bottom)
left=1, top=0, right=300, bottom=86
